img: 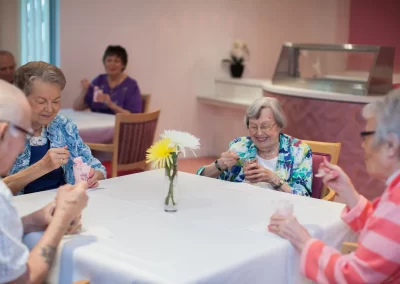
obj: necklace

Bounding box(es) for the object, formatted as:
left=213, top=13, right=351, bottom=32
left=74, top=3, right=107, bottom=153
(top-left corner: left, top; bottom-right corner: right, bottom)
left=30, top=126, right=47, bottom=146
left=259, top=143, right=279, bottom=159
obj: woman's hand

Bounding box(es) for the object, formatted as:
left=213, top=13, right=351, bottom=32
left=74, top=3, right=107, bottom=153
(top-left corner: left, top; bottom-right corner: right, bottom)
left=244, top=162, right=277, bottom=184
left=40, top=146, right=70, bottom=172
left=268, top=214, right=311, bottom=251
left=80, top=78, right=90, bottom=91
left=87, top=168, right=104, bottom=188
left=97, top=93, right=111, bottom=105
left=217, top=151, right=239, bottom=170
left=318, top=158, right=360, bottom=208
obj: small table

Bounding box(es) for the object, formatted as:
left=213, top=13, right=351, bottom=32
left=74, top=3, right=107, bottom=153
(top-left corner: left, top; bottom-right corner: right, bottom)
left=59, top=109, right=115, bottom=143
left=14, top=170, right=355, bottom=284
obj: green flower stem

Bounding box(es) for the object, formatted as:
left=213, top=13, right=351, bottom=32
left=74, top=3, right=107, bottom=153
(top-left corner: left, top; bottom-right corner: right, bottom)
left=165, top=153, right=178, bottom=207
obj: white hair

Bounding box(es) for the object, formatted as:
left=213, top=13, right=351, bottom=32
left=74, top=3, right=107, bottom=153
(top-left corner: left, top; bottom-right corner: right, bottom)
left=0, top=50, right=14, bottom=58
left=0, top=79, right=28, bottom=124
left=14, top=61, right=66, bottom=96
left=244, top=97, right=287, bottom=128
left=362, top=89, right=400, bottom=147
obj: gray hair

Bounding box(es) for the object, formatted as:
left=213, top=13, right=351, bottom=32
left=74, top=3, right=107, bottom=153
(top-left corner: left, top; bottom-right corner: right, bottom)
left=0, top=79, right=29, bottom=125
left=244, top=97, right=287, bottom=128
left=0, top=50, right=14, bottom=58
left=362, top=89, right=400, bottom=148
left=13, top=61, right=66, bottom=96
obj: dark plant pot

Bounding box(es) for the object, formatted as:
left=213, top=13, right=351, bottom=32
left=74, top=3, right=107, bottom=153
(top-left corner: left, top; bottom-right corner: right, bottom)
left=230, top=64, right=244, bottom=78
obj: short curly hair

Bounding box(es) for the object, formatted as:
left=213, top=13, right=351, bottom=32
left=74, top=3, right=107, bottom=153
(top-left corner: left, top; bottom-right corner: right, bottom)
left=102, top=45, right=128, bottom=71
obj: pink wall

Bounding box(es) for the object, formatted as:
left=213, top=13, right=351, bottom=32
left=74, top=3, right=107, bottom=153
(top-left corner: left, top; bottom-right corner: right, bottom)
left=59, top=0, right=350, bottom=157
left=348, top=0, right=400, bottom=72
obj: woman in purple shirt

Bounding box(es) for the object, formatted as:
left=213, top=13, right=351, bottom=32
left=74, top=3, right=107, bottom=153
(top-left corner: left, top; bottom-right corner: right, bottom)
left=73, top=45, right=142, bottom=114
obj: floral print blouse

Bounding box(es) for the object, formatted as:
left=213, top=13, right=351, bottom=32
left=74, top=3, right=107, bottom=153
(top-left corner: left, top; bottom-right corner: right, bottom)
left=9, top=114, right=106, bottom=194
left=197, top=133, right=313, bottom=196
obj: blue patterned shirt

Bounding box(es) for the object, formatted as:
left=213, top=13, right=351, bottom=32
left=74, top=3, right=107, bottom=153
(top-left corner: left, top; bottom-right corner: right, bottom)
left=197, top=133, right=313, bottom=196
left=9, top=114, right=107, bottom=194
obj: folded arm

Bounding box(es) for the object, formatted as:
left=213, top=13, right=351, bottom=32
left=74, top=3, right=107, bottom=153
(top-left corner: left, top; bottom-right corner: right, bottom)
left=3, top=161, right=50, bottom=195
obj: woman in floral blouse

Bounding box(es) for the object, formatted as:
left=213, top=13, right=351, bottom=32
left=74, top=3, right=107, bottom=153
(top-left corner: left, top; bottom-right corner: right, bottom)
left=3, top=62, right=106, bottom=195
left=197, top=97, right=312, bottom=196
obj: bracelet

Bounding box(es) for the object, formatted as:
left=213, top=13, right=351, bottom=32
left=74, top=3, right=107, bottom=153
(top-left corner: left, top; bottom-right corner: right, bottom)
left=214, top=160, right=223, bottom=171
left=273, top=179, right=284, bottom=189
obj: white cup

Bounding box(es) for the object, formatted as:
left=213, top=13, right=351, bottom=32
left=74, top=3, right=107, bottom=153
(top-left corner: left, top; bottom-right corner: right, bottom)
left=273, top=200, right=293, bottom=216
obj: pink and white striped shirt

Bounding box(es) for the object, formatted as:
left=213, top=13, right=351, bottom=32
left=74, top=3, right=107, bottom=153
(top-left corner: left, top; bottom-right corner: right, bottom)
left=300, top=171, right=400, bottom=284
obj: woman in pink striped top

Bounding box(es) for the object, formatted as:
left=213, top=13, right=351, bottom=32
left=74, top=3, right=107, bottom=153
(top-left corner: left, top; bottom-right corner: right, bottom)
left=268, top=90, right=400, bottom=283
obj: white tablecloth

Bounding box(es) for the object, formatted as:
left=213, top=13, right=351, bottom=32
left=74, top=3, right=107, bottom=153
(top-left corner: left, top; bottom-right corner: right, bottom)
left=59, top=109, right=115, bottom=143
left=13, top=170, right=356, bottom=284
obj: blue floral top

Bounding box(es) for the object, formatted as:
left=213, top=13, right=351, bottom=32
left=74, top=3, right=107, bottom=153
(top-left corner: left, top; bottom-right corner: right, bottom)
left=197, top=133, right=313, bottom=196
left=9, top=114, right=107, bottom=194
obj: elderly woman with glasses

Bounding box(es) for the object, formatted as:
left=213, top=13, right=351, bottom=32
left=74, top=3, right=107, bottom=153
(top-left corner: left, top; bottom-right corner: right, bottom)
left=197, top=97, right=313, bottom=196
left=269, top=90, right=400, bottom=283
left=3, top=62, right=106, bottom=195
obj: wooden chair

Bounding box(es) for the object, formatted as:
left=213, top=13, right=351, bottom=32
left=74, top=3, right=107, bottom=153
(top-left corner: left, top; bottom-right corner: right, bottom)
left=141, top=94, right=151, bottom=112
left=302, top=140, right=342, bottom=201
left=87, top=110, right=160, bottom=178
left=342, top=242, right=358, bottom=254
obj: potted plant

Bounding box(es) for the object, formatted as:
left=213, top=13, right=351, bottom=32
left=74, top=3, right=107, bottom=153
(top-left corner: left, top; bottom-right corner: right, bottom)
left=222, top=40, right=250, bottom=78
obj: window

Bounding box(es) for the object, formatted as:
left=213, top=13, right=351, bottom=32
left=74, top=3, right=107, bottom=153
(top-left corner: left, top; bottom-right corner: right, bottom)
left=20, top=0, right=59, bottom=65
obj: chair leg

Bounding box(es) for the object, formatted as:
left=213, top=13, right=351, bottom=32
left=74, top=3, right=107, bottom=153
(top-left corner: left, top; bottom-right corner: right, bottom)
left=111, top=165, right=118, bottom=178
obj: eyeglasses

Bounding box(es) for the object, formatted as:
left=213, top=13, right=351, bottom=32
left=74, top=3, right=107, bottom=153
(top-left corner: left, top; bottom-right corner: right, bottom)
left=360, top=131, right=376, bottom=138
left=0, top=121, right=34, bottom=140
left=249, top=123, right=276, bottom=134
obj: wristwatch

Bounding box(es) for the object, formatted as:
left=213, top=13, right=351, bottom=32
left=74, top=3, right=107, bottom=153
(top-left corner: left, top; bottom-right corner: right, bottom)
left=214, top=159, right=223, bottom=171
left=273, top=179, right=285, bottom=189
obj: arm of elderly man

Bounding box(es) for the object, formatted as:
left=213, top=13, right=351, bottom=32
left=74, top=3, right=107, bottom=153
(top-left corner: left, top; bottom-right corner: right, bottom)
left=0, top=182, right=88, bottom=284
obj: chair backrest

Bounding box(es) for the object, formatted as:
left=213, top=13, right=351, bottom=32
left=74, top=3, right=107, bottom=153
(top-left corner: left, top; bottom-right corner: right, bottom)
left=112, top=110, right=160, bottom=168
left=141, top=94, right=151, bottom=113
left=302, top=140, right=341, bottom=199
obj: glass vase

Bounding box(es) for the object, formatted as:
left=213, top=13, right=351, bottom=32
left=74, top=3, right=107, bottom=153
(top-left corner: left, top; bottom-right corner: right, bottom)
left=164, top=154, right=178, bottom=212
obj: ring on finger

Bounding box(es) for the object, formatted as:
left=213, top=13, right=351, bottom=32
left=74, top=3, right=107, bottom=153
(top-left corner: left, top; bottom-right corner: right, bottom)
left=60, top=158, right=64, bottom=165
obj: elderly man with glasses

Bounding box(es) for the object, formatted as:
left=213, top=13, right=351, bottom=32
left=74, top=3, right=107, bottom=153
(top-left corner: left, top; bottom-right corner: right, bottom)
left=0, top=79, right=89, bottom=284
left=197, top=97, right=313, bottom=196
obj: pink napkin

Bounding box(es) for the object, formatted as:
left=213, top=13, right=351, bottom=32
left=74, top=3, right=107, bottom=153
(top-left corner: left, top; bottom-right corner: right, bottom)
left=73, top=157, right=91, bottom=182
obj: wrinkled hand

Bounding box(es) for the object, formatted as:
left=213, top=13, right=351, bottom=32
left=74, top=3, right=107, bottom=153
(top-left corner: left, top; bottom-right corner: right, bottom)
left=66, top=215, right=82, bottom=235
left=87, top=168, right=103, bottom=188
left=55, top=183, right=88, bottom=223
left=268, top=214, right=311, bottom=251
left=80, top=78, right=90, bottom=91
left=217, top=151, right=239, bottom=170
left=318, top=157, right=360, bottom=207
left=41, top=146, right=70, bottom=172
left=244, top=162, right=277, bottom=184
left=97, top=93, right=111, bottom=105
left=33, top=201, right=56, bottom=230
left=318, top=158, right=356, bottom=195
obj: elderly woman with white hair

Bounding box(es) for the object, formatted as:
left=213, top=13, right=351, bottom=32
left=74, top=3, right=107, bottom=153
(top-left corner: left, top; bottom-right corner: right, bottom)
left=268, top=90, right=400, bottom=283
left=197, top=97, right=313, bottom=196
left=3, top=61, right=106, bottom=195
